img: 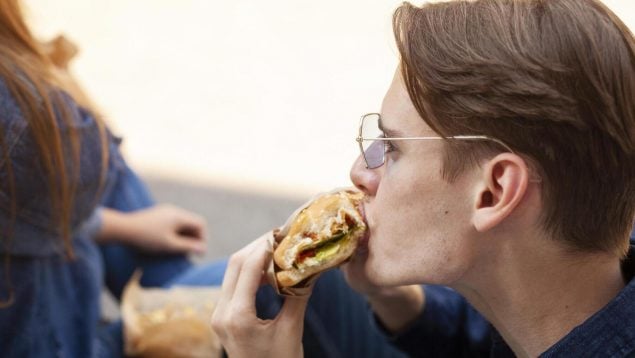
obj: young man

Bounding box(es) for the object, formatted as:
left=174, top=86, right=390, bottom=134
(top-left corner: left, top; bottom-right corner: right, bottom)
left=212, top=0, right=635, bottom=356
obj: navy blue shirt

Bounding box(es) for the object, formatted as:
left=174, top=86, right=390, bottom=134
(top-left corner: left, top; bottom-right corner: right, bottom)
left=381, top=237, right=635, bottom=357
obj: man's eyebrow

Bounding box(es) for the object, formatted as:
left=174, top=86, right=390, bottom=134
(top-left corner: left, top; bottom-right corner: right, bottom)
left=378, top=117, right=405, bottom=138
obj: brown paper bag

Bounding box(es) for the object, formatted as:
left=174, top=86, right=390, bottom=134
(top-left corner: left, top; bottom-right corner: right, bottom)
left=121, top=272, right=223, bottom=358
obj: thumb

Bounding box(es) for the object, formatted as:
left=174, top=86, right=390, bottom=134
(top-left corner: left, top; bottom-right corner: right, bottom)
left=176, top=220, right=206, bottom=240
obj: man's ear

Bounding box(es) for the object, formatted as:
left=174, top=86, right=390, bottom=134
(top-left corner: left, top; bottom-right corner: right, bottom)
left=472, top=153, right=529, bottom=232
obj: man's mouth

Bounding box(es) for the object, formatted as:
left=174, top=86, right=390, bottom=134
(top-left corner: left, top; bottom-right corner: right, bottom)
left=357, top=201, right=371, bottom=250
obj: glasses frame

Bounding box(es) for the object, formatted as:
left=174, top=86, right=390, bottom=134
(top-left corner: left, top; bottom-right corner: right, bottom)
left=356, top=112, right=515, bottom=169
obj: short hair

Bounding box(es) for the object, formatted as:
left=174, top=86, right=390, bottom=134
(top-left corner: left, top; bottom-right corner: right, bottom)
left=393, top=0, right=635, bottom=256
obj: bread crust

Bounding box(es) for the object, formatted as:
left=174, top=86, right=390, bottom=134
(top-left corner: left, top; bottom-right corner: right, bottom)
left=273, top=190, right=366, bottom=287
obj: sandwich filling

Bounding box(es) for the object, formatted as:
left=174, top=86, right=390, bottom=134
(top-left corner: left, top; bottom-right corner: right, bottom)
left=273, top=190, right=366, bottom=287
left=288, top=209, right=361, bottom=269
left=294, top=232, right=348, bottom=268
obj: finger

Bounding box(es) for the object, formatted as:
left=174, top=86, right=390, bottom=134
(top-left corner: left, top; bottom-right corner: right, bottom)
left=174, top=223, right=206, bottom=241
left=218, top=238, right=265, bottom=307
left=170, top=236, right=207, bottom=254
left=164, top=205, right=205, bottom=237
left=231, top=238, right=271, bottom=314
left=210, top=308, right=225, bottom=339
left=341, top=247, right=368, bottom=272
left=176, top=215, right=207, bottom=240
left=173, top=225, right=208, bottom=255
left=214, top=241, right=260, bottom=338
left=350, top=245, right=369, bottom=261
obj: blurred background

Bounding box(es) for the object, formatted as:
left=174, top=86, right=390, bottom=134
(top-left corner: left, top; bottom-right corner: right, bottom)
left=24, top=0, right=635, bottom=256
left=23, top=0, right=635, bottom=315
left=25, top=0, right=408, bottom=259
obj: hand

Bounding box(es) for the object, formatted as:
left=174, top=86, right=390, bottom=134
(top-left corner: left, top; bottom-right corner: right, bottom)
left=341, top=248, right=424, bottom=333
left=340, top=247, right=386, bottom=296
left=211, top=236, right=309, bottom=358
left=98, top=204, right=208, bottom=254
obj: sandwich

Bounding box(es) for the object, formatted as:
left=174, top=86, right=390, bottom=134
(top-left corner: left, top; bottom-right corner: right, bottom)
left=273, top=190, right=367, bottom=287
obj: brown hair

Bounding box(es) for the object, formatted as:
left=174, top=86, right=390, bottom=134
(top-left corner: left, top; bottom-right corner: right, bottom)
left=393, top=0, right=635, bottom=256
left=0, top=0, right=108, bottom=305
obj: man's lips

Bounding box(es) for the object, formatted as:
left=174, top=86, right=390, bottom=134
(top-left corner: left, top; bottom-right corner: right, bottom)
left=357, top=200, right=371, bottom=250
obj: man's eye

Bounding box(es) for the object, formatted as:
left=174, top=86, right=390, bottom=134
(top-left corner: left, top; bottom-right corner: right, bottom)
left=385, top=140, right=396, bottom=153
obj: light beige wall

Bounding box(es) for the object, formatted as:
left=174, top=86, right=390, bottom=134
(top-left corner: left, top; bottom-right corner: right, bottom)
left=24, top=0, right=635, bottom=197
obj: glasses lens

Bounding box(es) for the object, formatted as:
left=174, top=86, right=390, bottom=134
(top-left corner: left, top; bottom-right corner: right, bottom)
left=364, top=141, right=384, bottom=169
left=361, top=114, right=384, bottom=168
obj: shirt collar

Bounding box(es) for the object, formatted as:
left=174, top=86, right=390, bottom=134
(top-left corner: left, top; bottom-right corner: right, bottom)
left=538, top=241, right=635, bottom=357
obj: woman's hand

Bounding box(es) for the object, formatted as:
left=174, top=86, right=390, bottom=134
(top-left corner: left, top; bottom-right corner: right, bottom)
left=211, top=236, right=309, bottom=358
left=96, top=204, right=208, bottom=254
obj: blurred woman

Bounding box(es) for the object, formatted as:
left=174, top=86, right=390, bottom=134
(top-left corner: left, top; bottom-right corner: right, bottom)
left=0, top=1, right=208, bottom=356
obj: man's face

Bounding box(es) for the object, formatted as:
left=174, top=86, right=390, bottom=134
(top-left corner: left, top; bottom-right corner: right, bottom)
left=350, top=72, right=480, bottom=287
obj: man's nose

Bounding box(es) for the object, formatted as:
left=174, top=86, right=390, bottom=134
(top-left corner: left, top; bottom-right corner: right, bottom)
left=350, top=154, right=380, bottom=196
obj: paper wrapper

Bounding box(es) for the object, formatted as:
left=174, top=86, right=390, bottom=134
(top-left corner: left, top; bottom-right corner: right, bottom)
left=121, top=272, right=223, bottom=358
left=265, top=229, right=321, bottom=297
left=265, top=187, right=361, bottom=297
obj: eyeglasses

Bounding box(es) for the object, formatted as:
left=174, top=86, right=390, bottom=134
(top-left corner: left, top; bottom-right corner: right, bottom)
left=355, top=112, right=514, bottom=169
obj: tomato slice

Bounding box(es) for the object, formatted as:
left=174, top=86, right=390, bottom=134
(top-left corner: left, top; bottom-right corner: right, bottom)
left=297, top=248, right=316, bottom=263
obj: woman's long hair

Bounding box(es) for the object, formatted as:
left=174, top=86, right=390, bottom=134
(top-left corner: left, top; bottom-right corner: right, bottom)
left=0, top=0, right=108, bottom=306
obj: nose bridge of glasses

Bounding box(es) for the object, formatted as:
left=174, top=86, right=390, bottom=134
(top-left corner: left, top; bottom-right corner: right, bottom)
left=355, top=139, right=382, bottom=170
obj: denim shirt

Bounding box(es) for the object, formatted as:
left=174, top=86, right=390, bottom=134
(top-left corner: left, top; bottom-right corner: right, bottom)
left=0, top=79, right=123, bottom=357
left=382, top=237, right=635, bottom=357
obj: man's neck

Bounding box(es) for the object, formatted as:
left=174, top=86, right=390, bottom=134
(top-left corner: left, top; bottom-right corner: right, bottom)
left=454, top=236, right=625, bottom=357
